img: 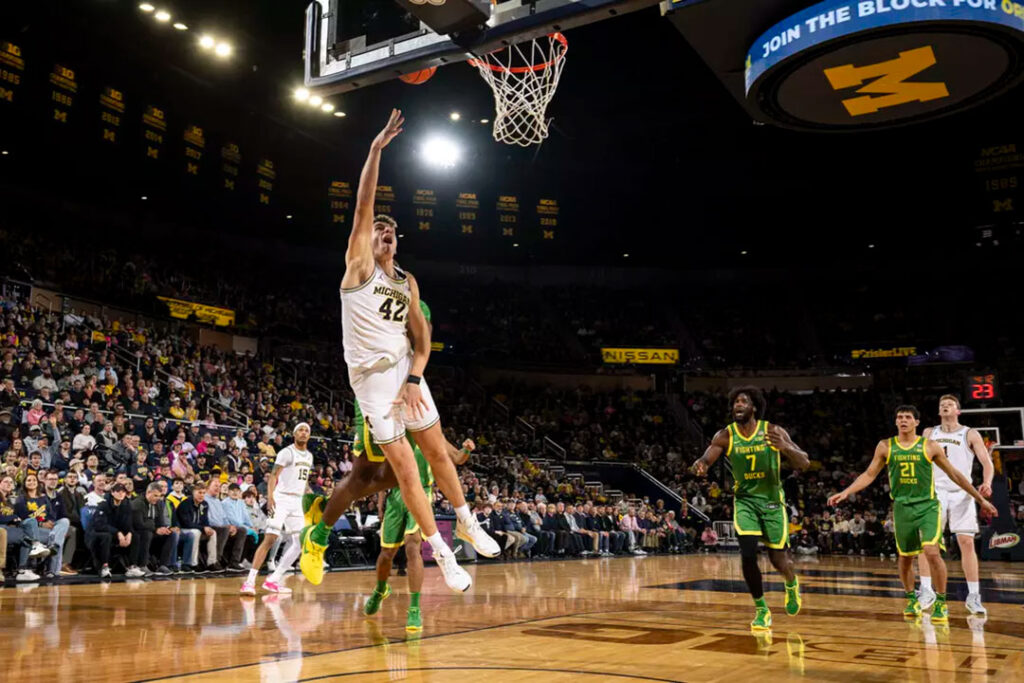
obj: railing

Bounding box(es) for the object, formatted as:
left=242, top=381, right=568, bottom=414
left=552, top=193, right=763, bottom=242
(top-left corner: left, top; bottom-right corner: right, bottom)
left=515, top=416, right=535, bottom=440
left=108, top=343, right=141, bottom=374
left=491, top=397, right=510, bottom=422
left=543, top=436, right=566, bottom=460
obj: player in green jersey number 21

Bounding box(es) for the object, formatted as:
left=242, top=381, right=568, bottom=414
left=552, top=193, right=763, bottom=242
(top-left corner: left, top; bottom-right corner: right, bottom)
left=692, top=386, right=810, bottom=632
left=829, top=405, right=997, bottom=624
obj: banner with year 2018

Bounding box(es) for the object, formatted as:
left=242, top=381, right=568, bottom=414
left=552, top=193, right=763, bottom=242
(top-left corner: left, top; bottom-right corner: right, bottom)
left=536, top=197, right=559, bottom=240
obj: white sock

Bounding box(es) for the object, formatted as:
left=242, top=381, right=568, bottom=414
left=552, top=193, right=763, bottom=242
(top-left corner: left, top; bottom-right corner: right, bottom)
left=454, top=504, right=473, bottom=524
left=425, top=531, right=451, bottom=557
left=269, top=535, right=301, bottom=583
left=246, top=569, right=258, bottom=585
left=920, top=576, right=932, bottom=591
left=967, top=581, right=980, bottom=595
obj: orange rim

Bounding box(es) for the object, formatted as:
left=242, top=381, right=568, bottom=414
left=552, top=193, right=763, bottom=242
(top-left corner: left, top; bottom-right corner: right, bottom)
left=467, top=32, right=568, bottom=74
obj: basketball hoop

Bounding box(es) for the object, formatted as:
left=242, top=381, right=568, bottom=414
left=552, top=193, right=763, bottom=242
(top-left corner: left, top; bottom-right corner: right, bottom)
left=468, top=32, right=568, bottom=147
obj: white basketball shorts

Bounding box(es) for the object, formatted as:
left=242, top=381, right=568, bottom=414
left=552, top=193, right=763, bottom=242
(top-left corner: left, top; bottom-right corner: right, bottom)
left=348, top=353, right=440, bottom=445
left=936, top=487, right=979, bottom=536
left=267, top=492, right=304, bottom=536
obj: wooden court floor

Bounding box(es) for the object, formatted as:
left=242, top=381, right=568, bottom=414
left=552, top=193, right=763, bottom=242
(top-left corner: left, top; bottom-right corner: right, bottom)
left=1, top=554, right=1023, bottom=682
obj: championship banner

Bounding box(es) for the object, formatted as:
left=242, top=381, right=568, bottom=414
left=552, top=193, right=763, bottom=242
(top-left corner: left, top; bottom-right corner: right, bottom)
left=0, top=41, right=24, bottom=105
left=48, top=63, right=77, bottom=125
left=536, top=197, right=559, bottom=240
left=256, top=158, right=275, bottom=205
left=375, top=184, right=396, bottom=216
left=497, top=194, right=519, bottom=238
left=183, top=124, right=205, bottom=177
left=413, top=188, right=437, bottom=231
left=602, top=347, right=680, bottom=365
left=329, top=180, right=353, bottom=225
left=157, top=296, right=236, bottom=327
left=141, top=105, right=167, bottom=161
left=850, top=346, right=917, bottom=360
left=98, top=87, right=125, bottom=144
left=455, top=191, right=479, bottom=236
left=221, top=142, right=241, bottom=191
left=973, top=143, right=1021, bottom=218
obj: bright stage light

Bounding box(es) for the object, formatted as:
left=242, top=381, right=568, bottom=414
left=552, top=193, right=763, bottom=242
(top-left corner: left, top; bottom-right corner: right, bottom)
left=309, top=95, right=323, bottom=107
left=139, top=3, right=155, bottom=12
left=294, top=87, right=310, bottom=102
left=321, top=102, right=335, bottom=113
left=199, top=35, right=215, bottom=50
left=154, top=10, right=171, bottom=22
left=422, top=136, right=461, bottom=169
left=173, top=22, right=188, bottom=31
left=214, top=42, right=232, bottom=58
left=333, top=111, right=346, bottom=118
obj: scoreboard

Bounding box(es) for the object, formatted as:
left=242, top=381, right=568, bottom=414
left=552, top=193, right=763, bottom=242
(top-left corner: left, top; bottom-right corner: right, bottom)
left=965, top=373, right=999, bottom=403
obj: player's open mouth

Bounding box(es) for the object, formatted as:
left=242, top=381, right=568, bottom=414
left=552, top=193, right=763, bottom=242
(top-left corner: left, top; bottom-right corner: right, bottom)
left=383, top=236, right=394, bottom=244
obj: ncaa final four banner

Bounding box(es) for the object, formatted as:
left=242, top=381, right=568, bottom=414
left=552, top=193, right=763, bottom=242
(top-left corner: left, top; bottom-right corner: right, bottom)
left=256, top=158, right=276, bottom=205
left=375, top=183, right=396, bottom=217
left=497, top=194, right=519, bottom=239
left=329, top=180, right=353, bottom=226
left=456, top=191, right=480, bottom=236
left=413, top=188, right=437, bottom=232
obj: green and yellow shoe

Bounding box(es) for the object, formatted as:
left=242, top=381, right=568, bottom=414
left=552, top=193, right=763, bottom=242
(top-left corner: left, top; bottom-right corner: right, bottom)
left=302, top=494, right=327, bottom=527
left=751, top=606, right=773, bottom=631
left=931, top=599, right=949, bottom=624
left=406, top=606, right=423, bottom=632
left=784, top=578, right=802, bottom=616
left=903, top=594, right=922, bottom=618
left=299, top=525, right=328, bottom=586
left=364, top=583, right=392, bottom=616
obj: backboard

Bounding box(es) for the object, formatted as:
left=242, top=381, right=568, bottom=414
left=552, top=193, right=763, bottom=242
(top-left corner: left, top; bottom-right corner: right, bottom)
left=303, top=0, right=663, bottom=95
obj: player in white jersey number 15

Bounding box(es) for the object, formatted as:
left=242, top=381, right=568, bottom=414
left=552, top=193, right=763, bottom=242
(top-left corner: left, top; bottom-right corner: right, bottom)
left=299, top=109, right=499, bottom=593
left=918, top=394, right=994, bottom=617
left=241, top=422, right=316, bottom=596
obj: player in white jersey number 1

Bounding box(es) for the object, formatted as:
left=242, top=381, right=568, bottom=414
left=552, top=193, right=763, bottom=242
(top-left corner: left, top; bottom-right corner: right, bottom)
left=240, top=422, right=316, bottom=596
left=917, top=394, right=994, bottom=616
left=299, top=109, right=499, bottom=593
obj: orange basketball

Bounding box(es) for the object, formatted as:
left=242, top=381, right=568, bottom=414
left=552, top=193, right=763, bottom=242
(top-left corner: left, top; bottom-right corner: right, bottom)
left=399, top=67, right=437, bottom=85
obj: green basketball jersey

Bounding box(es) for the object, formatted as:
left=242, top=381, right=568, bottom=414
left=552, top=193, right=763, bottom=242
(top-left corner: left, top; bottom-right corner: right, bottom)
left=352, top=399, right=433, bottom=489
left=727, top=420, right=783, bottom=502
left=886, top=436, right=934, bottom=503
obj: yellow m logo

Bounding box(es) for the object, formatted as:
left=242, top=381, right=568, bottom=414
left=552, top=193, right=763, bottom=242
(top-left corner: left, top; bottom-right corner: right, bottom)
left=824, top=46, right=949, bottom=117
left=502, top=227, right=514, bottom=236
left=993, top=198, right=1015, bottom=213
left=543, top=230, right=555, bottom=240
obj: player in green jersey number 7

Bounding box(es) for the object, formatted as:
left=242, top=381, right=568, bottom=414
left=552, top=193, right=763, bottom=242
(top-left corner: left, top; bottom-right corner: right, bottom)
left=691, top=386, right=811, bottom=632
left=829, top=405, right=997, bottom=624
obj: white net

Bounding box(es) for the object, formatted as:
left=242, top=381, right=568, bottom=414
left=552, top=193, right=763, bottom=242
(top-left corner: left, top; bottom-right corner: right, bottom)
left=469, top=33, right=568, bottom=147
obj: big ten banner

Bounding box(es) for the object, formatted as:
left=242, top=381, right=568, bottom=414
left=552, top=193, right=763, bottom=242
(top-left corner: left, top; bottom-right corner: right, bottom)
left=973, top=143, right=1022, bottom=219
left=456, top=191, right=480, bottom=236
left=98, top=86, right=125, bottom=145
left=183, top=124, right=206, bottom=178
left=497, top=194, right=519, bottom=238
left=256, top=158, right=275, bottom=205
left=536, top=197, right=559, bottom=240
left=413, top=188, right=437, bottom=231
left=0, top=41, right=24, bottom=106
left=221, top=142, right=241, bottom=192
left=375, top=184, right=396, bottom=216
left=141, top=105, right=167, bottom=162
left=157, top=296, right=235, bottom=327
left=329, top=180, right=353, bottom=225
left=48, top=63, right=77, bottom=126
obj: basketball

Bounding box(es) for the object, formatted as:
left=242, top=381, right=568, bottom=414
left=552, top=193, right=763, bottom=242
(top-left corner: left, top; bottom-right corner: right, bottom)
left=399, top=67, right=436, bottom=85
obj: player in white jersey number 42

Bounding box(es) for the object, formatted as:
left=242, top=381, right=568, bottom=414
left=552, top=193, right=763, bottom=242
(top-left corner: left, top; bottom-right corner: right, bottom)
left=300, top=110, right=499, bottom=593
left=918, top=395, right=994, bottom=616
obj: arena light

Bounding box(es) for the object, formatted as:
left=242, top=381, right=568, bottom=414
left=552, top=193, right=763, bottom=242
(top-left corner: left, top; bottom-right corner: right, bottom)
left=308, top=95, right=323, bottom=107
left=154, top=10, right=171, bottom=22
left=140, top=195, right=148, bottom=200
left=173, top=22, right=188, bottom=31
left=480, top=119, right=489, bottom=124
left=321, top=102, right=335, bottom=113
left=450, top=112, right=461, bottom=121
left=293, top=87, right=310, bottom=102
left=623, top=253, right=629, bottom=258
left=198, top=35, right=215, bottom=50
left=139, top=3, right=155, bottom=11
left=333, top=111, right=346, bottom=118
left=513, top=242, right=520, bottom=247
left=1, top=150, right=8, bottom=156
left=286, top=215, right=293, bottom=220
left=740, top=250, right=748, bottom=255
left=214, top=41, right=232, bottom=58
left=422, top=136, right=461, bottom=169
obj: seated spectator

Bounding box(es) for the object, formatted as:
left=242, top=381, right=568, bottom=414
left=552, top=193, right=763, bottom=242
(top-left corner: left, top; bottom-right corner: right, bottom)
left=172, top=481, right=213, bottom=572
left=59, top=468, right=86, bottom=572
left=1, top=473, right=49, bottom=581
left=205, top=478, right=246, bottom=571
left=87, top=482, right=133, bottom=578
left=700, top=525, right=718, bottom=552
left=16, top=472, right=71, bottom=578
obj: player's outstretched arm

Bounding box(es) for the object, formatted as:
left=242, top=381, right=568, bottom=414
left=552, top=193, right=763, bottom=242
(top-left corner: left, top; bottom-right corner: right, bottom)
left=929, top=441, right=998, bottom=516
left=967, top=428, right=995, bottom=497
left=828, top=440, right=886, bottom=506
left=691, top=429, right=729, bottom=476
left=766, top=424, right=810, bottom=471
left=346, top=109, right=404, bottom=274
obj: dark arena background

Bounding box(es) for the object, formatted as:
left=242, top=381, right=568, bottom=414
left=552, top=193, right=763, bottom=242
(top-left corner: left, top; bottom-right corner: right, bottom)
left=1, top=1, right=1024, bottom=681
